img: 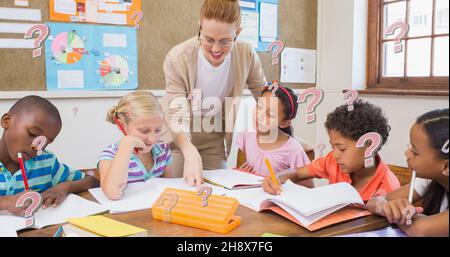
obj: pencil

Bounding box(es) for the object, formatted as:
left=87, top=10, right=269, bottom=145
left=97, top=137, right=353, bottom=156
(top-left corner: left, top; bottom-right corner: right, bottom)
left=53, top=226, right=64, bottom=237
left=265, top=159, right=280, bottom=190
left=17, top=153, right=29, bottom=190
left=408, top=171, right=416, bottom=203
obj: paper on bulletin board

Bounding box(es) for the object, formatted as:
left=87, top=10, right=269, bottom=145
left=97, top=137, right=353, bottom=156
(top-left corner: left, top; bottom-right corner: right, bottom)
left=49, top=0, right=142, bottom=26
left=281, top=48, right=317, bottom=84
left=239, top=10, right=259, bottom=49
left=44, top=22, right=138, bottom=91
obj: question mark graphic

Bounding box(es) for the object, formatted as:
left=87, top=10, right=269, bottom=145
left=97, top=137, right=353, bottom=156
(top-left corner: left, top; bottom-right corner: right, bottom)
left=343, top=90, right=359, bottom=112
left=73, top=107, right=79, bottom=116
left=314, top=144, right=326, bottom=159
left=131, top=11, right=144, bottom=29
left=385, top=21, right=410, bottom=53
left=297, top=88, right=324, bottom=124
left=155, top=193, right=178, bottom=222
left=266, top=40, right=285, bottom=65
left=15, top=192, right=42, bottom=228
left=196, top=185, right=213, bottom=207
left=401, top=206, right=416, bottom=226
left=356, top=132, right=383, bottom=168
left=268, top=80, right=280, bottom=95
left=31, top=136, right=48, bottom=156
left=24, top=24, right=50, bottom=58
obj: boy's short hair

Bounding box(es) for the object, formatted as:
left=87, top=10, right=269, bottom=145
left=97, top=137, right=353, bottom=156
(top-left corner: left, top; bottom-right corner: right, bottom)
left=9, top=95, right=62, bottom=125
left=325, top=99, right=391, bottom=149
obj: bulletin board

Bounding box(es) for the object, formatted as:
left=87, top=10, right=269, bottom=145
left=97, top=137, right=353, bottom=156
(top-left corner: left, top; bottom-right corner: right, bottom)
left=0, top=0, right=317, bottom=91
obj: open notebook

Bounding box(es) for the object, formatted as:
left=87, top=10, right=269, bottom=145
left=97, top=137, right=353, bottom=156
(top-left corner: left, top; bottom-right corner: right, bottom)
left=89, top=178, right=229, bottom=214
left=225, top=180, right=371, bottom=231
left=203, top=169, right=264, bottom=190
left=0, top=194, right=108, bottom=236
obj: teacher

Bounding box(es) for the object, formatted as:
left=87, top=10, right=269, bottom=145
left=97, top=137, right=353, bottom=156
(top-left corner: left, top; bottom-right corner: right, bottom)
left=161, top=0, right=267, bottom=186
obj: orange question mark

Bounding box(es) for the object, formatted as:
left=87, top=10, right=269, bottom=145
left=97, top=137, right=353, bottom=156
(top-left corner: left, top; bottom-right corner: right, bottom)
left=24, top=24, right=49, bottom=58
left=196, top=185, right=213, bottom=207
left=15, top=192, right=42, bottom=228
left=385, top=21, right=410, bottom=53
left=155, top=193, right=178, bottom=222
left=266, top=40, right=285, bottom=65
left=131, top=11, right=144, bottom=29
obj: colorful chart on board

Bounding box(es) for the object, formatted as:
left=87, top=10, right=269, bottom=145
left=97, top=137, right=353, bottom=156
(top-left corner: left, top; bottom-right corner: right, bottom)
left=99, top=55, right=130, bottom=88
left=51, top=31, right=86, bottom=65
left=45, top=22, right=138, bottom=91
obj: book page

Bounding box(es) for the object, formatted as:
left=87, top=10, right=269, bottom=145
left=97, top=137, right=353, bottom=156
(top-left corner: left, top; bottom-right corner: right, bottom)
left=203, top=169, right=263, bottom=190
left=0, top=194, right=108, bottom=232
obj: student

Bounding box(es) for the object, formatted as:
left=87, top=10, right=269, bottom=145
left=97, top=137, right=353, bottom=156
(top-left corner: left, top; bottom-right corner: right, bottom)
left=0, top=96, right=99, bottom=216
left=98, top=91, right=173, bottom=200
left=366, top=109, right=449, bottom=237
left=263, top=100, right=401, bottom=201
left=236, top=85, right=313, bottom=187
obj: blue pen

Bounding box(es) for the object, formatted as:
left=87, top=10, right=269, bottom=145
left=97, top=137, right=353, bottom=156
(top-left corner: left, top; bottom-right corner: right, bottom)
left=53, top=226, right=63, bottom=237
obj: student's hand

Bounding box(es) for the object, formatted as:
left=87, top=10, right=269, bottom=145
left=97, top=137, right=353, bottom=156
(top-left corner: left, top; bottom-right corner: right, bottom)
left=378, top=199, right=424, bottom=225
left=121, top=135, right=151, bottom=155
left=0, top=191, right=32, bottom=216
left=41, top=182, right=71, bottom=209
left=239, top=162, right=256, bottom=173
left=183, top=146, right=203, bottom=187
left=262, top=176, right=282, bottom=195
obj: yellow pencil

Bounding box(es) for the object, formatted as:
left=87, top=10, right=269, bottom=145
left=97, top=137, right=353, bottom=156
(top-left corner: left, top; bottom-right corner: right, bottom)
left=265, top=158, right=281, bottom=191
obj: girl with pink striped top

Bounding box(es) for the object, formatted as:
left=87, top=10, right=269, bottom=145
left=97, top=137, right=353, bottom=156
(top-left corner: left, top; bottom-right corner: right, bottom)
left=237, top=84, right=313, bottom=187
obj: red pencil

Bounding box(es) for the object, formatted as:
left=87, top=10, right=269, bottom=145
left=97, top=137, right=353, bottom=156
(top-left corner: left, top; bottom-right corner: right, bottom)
left=114, top=116, right=139, bottom=155
left=17, top=153, right=30, bottom=191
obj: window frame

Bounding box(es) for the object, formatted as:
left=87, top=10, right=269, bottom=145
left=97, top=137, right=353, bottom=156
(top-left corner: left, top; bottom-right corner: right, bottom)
left=367, top=0, right=449, bottom=95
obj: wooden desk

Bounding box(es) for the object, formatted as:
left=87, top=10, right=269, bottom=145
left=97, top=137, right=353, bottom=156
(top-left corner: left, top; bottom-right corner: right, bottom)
left=18, top=192, right=390, bottom=237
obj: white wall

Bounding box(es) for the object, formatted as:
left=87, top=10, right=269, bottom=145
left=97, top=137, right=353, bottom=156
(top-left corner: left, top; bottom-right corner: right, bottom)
left=316, top=0, right=449, bottom=167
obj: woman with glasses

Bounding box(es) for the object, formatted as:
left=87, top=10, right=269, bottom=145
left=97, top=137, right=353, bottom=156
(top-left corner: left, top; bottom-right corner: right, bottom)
left=161, top=0, right=267, bottom=186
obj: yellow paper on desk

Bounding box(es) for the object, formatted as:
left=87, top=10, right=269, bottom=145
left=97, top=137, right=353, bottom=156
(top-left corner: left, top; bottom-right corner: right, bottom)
left=66, top=216, right=147, bottom=237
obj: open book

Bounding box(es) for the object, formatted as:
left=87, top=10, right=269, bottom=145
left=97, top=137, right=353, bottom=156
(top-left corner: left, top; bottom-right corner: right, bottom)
left=88, top=178, right=229, bottom=214
left=225, top=180, right=371, bottom=231
left=203, top=169, right=264, bottom=190
left=0, top=194, right=108, bottom=236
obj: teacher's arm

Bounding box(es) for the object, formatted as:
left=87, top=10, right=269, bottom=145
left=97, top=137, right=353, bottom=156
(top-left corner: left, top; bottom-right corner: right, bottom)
left=162, top=52, right=203, bottom=187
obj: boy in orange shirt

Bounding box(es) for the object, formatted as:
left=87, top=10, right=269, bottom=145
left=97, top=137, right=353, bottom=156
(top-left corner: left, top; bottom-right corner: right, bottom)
left=263, top=100, right=400, bottom=201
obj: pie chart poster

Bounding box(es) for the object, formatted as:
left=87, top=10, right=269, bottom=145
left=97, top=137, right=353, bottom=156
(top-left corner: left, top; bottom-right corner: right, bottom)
left=44, top=22, right=138, bottom=91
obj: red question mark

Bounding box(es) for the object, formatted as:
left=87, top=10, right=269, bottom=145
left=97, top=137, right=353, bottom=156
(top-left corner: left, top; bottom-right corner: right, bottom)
left=385, top=21, right=410, bottom=53
left=356, top=132, right=382, bottom=168
left=343, top=90, right=359, bottom=112
left=24, top=24, right=49, bottom=58
left=196, top=185, right=213, bottom=207
left=131, top=11, right=144, bottom=29
left=15, top=192, right=42, bottom=228
left=31, top=136, right=47, bottom=156
left=267, top=40, right=285, bottom=65
left=297, top=88, right=324, bottom=124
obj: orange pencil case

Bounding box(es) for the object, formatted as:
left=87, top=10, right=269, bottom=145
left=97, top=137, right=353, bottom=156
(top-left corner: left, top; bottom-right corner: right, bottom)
left=152, top=188, right=241, bottom=234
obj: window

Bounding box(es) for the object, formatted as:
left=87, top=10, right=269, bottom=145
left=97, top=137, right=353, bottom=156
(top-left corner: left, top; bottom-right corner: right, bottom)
left=367, top=0, right=449, bottom=94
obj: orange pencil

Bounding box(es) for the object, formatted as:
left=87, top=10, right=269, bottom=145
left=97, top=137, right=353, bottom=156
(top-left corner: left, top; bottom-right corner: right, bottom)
left=114, top=116, right=139, bottom=155
left=265, top=159, right=281, bottom=191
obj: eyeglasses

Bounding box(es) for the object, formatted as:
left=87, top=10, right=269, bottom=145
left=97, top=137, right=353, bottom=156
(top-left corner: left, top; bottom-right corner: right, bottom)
left=197, top=27, right=238, bottom=48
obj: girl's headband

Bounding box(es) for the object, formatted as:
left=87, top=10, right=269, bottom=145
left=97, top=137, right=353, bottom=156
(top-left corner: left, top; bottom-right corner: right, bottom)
left=269, top=81, right=295, bottom=120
